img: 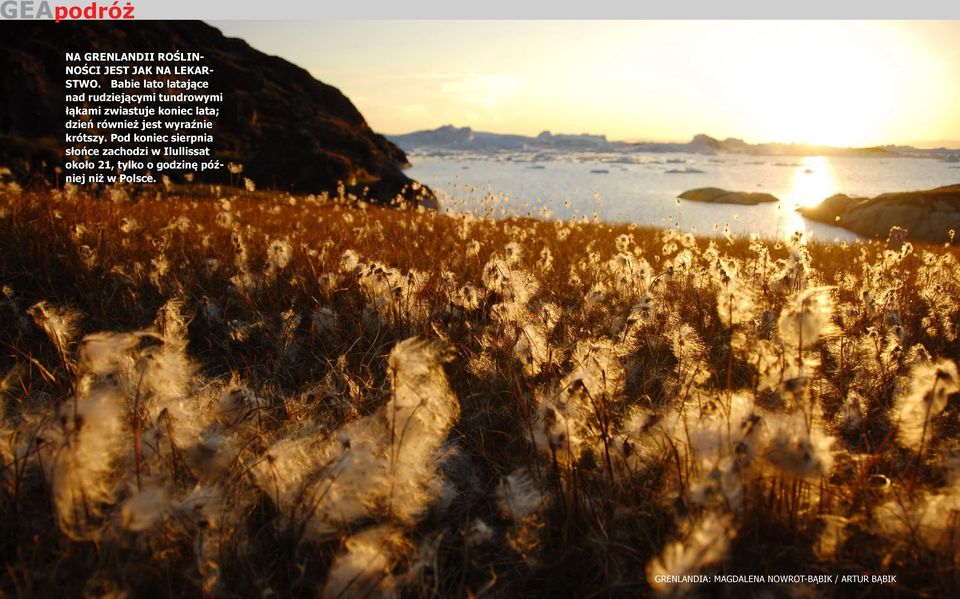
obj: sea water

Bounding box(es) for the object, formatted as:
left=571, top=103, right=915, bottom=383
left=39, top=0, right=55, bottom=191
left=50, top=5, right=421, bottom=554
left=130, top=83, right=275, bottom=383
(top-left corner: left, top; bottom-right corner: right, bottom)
left=407, top=151, right=960, bottom=242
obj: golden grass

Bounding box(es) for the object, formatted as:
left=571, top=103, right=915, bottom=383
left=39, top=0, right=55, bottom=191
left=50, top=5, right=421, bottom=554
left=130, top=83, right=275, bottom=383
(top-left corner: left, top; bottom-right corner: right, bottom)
left=1, top=182, right=959, bottom=597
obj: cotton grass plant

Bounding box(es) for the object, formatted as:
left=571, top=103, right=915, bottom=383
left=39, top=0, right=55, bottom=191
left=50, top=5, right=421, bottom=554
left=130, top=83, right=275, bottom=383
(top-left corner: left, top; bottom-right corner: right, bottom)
left=0, top=180, right=959, bottom=597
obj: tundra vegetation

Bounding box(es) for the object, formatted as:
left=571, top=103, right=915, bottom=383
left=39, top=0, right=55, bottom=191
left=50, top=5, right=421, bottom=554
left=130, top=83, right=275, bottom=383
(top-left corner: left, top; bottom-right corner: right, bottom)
left=0, top=180, right=958, bottom=597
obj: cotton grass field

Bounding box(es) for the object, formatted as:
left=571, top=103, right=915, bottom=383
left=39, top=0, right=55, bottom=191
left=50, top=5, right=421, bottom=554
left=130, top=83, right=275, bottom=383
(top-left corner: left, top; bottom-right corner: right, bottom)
left=1, top=181, right=959, bottom=598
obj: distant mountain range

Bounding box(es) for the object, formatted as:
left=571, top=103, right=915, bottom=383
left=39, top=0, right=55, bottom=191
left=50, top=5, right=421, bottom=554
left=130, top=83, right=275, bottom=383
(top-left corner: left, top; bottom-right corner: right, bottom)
left=390, top=125, right=960, bottom=160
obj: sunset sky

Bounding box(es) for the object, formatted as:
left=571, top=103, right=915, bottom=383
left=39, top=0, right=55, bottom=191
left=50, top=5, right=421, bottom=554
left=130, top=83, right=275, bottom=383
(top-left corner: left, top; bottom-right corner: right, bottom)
left=213, top=21, right=960, bottom=147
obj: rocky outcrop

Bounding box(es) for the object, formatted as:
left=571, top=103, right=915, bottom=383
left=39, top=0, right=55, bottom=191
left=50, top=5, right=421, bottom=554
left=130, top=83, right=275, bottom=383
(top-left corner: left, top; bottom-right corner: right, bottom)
left=678, top=187, right=778, bottom=205
left=798, top=185, right=960, bottom=242
left=0, top=21, right=433, bottom=206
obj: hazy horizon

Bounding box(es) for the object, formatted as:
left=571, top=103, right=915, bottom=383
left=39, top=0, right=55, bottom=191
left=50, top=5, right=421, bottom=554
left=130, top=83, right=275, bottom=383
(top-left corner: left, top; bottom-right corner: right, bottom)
left=387, top=122, right=960, bottom=150
left=212, top=20, right=960, bottom=149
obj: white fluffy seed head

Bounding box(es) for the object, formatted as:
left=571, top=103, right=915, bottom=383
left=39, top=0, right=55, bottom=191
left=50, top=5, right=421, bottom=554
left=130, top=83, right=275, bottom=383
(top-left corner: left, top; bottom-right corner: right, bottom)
left=514, top=324, right=549, bottom=377
left=761, top=410, right=835, bottom=480
left=894, top=359, right=959, bottom=451
left=322, top=525, right=407, bottom=599
left=77, top=331, right=142, bottom=377
left=120, top=485, right=170, bottom=532
left=46, top=386, right=127, bottom=537
left=497, top=469, right=545, bottom=522
left=647, top=513, right=736, bottom=595
left=778, top=287, right=838, bottom=349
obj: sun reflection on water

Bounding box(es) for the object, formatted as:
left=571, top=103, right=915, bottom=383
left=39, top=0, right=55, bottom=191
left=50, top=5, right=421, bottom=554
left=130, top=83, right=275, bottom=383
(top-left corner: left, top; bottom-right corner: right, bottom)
left=783, top=156, right=839, bottom=208
left=780, top=156, right=840, bottom=239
